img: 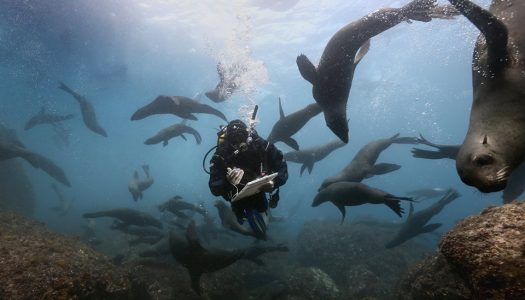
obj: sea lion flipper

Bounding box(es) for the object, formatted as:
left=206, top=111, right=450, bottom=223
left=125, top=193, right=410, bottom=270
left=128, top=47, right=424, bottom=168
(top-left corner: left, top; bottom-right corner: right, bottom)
left=408, top=202, right=414, bottom=218
left=163, top=140, right=168, bottom=147
left=353, top=39, right=371, bottom=66
left=278, top=97, right=285, bottom=119
left=402, top=0, right=437, bottom=23
left=133, top=171, right=139, bottom=180
left=335, top=202, right=346, bottom=224
left=282, top=137, right=299, bottom=151
left=421, top=223, right=442, bottom=233
left=179, top=113, right=198, bottom=120
left=181, top=134, right=188, bottom=141
left=411, top=148, right=446, bottom=159
left=300, top=164, right=307, bottom=176
left=447, top=0, right=509, bottom=72
left=369, top=163, right=401, bottom=175
left=296, top=54, right=318, bottom=85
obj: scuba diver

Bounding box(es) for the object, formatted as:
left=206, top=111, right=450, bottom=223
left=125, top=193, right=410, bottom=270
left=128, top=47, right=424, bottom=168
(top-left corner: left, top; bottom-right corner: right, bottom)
left=207, top=108, right=288, bottom=237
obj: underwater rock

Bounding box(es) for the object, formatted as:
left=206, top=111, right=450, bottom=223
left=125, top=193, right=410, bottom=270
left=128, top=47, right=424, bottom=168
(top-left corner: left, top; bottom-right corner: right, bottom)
left=440, top=202, right=525, bottom=299
left=0, top=211, right=150, bottom=299
left=296, top=219, right=431, bottom=299
left=283, top=267, right=340, bottom=300
left=397, top=254, right=471, bottom=300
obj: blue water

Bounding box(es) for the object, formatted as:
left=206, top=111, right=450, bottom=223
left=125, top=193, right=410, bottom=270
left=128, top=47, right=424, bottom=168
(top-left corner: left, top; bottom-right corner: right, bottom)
left=0, top=0, right=500, bottom=247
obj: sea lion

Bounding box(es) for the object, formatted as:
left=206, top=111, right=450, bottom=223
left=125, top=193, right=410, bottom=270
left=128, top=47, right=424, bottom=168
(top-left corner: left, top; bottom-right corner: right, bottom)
left=214, top=200, right=257, bottom=238
left=284, top=139, right=345, bottom=175
left=158, top=195, right=207, bottom=216
left=24, top=107, right=74, bottom=130
left=0, top=127, right=71, bottom=187
left=58, top=81, right=107, bottom=137
left=319, top=133, right=418, bottom=191
left=128, top=165, right=154, bottom=202
left=447, top=0, right=525, bottom=192
left=205, top=62, right=245, bottom=103
left=385, top=189, right=460, bottom=248
left=169, top=221, right=287, bottom=295
left=110, top=222, right=165, bottom=238
left=82, top=208, right=163, bottom=229
left=131, top=95, right=228, bottom=122
left=144, top=123, right=202, bottom=146
left=267, top=98, right=322, bottom=150
left=296, top=0, right=445, bottom=143
left=169, top=220, right=245, bottom=294
left=312, top=181, right=414, bottom=223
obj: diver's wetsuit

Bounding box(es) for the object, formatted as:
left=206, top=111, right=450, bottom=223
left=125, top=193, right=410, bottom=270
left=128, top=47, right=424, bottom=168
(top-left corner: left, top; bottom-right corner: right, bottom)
left=208, top=133, right=288, bottom=219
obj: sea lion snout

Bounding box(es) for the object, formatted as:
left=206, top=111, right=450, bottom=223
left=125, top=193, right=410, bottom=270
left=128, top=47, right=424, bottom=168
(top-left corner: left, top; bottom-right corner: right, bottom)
left=457, top=148, right=508, bottom=193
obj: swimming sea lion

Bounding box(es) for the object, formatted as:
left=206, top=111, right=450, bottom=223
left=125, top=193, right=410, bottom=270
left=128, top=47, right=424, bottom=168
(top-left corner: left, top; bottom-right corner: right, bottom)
left=319, top=133, right=418, bottom=190
left=385, top=189, right=460, bottom=248
left=131, top=95, right=228, bottom=122
left=144, top=123, right=202, bottom=146
left=169, top=220, right=245, bottom=294
left=312, top=181, right=414, bottom=223
left=82, top=208, right=163, bottom=229
left=284, top=139, right=346, bottom=175
left=205, top=62, right=245, bottom=103
left=214, top=200, right=257, bottom=238
left=128, top=165, right=154, bottom=201
left=158, top=195, right=207, bottom=216
left=296, top=0, right=445, bottom=143
left=24, top=107, right=74, bottom=130
left=267, top=98, right=322, bottom=150
left=447, top=0, right=525, bottom=192
left=0, top=127, right=71, bottom=187
left=58, top=81, right=107, bottom=137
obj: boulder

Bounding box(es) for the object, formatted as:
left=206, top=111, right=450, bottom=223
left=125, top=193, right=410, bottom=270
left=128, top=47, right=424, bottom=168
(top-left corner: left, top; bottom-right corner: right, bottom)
left=0, top=211, right=149, bottom=299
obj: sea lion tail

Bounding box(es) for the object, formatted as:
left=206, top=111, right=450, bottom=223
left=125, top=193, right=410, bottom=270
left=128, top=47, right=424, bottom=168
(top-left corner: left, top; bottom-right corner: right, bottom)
left=402, top=0, right=437, bottom=23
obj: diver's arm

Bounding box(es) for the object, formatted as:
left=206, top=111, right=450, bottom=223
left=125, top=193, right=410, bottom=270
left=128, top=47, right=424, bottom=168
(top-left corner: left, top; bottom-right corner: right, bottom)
left=208, top=153, right=237, bottom=201
left=266, top=143, right=288, bottom=188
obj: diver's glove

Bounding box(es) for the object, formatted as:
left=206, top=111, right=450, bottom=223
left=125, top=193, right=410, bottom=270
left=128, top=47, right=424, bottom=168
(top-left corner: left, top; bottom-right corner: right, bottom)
left=259, top=180, right=274, bottom=193
left=226, top=167, right=244, bottom=186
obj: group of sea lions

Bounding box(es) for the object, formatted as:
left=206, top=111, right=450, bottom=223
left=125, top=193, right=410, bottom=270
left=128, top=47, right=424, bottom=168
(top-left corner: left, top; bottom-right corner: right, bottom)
left=1, top=0, right=523, bottom=296
left=294, top=0, right=525, bottom=195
